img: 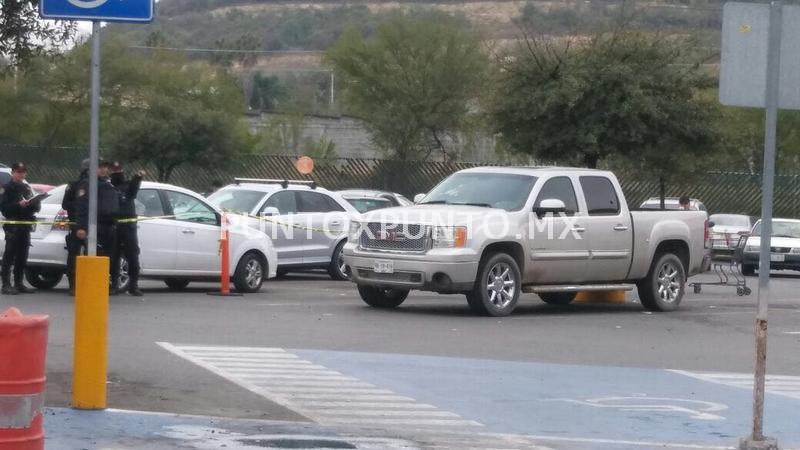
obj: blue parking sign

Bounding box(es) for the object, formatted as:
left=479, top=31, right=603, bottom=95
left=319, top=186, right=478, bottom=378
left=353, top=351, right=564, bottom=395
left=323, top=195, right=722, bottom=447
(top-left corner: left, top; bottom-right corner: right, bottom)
left=40, top=0, right=154, bottom=23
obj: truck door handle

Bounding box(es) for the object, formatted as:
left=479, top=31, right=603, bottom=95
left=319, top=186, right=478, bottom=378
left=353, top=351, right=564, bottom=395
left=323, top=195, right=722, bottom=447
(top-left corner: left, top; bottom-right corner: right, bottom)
left=181, top=229, right=195, bottom=235
left=613, top=225, right=629, bottom=231
left=330, top=221, right=342, bottom=226
left=572, top=226, right=586, bottom=233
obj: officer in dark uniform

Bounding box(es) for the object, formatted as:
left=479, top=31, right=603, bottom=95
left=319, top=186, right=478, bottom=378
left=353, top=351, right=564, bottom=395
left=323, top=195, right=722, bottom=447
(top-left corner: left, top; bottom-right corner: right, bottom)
left=0, top=163, right=41, bottom=295
left=110, top=162, right=145, bottom=296
left=62, top=159, right=90, bottom=295
left=74, top=159, right=119, bottom=292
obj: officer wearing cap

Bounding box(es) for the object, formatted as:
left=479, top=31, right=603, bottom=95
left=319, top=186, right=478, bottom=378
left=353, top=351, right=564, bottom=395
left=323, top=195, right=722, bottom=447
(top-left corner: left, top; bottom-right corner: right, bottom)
left=74, top=158, right=120, bottom=292
left=110, top=162, right=145, bottom=296
left=62, top=158, right=91, bottom=295
left=0, top=163, right=41, bottom=295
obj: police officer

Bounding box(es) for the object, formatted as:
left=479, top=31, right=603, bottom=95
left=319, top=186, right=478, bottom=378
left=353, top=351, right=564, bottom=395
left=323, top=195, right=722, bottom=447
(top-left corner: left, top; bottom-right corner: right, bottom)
left=75, top=159, right=120, bottom=292
left=110, top=162, right=145, bottom=296
left=0, top=163, right=41, bottom=295
left=62, top=159, right=90, bottom=295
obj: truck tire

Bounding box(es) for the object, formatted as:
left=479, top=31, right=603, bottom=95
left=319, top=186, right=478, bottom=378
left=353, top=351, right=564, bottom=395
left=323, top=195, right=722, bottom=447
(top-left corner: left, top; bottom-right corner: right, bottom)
left=741, top=264, right=756, bottom=276
left=465, top=253, right=521, bottom=317
left=328, top=241, right=349, bottom=280
left=164, top=278, right=190, bottom=291
left=637, top=253, right=686, bottom=312
left=539, top=292, right=577, bottom=305
left=25, top=268, right=63, bottom=290
left=233, top=252, right=265, bottom=293
left=357, top=285, right=408, bottom=308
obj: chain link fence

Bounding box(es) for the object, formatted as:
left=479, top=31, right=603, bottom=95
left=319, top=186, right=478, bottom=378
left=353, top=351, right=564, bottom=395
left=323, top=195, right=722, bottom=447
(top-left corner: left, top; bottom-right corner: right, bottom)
left=1, top=144, right=797, bottom=217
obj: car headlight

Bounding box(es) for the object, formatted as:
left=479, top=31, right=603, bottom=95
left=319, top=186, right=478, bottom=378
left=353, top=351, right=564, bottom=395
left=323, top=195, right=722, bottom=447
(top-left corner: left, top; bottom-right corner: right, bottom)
left=745, top=245, right=759, bottom=252
left=348, top=221, right=362, bottom=240
left=432, top=226, right=467, bottom=248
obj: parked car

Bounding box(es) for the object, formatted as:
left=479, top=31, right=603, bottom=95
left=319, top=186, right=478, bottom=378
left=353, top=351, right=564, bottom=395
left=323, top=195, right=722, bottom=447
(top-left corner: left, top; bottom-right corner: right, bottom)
left=30, top=183, right=56, bottom=194
left=25, top=182, right=278, bottom=293
left=207, top=179, right=358, bottom=280
left=337, top=189, right=413, bottom=213
left=343, top=167, right=710, bottom=316
left=708, top=214, right=754, bottom=258
left=639, top=197, right=708, bottom=212
left=741, top=218, right=800, bottom=276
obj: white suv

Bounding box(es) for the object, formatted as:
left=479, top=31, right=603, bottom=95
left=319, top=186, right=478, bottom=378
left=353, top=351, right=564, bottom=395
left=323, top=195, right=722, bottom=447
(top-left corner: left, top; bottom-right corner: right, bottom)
left=25, top=181, right=278, bottom=293
left=207, top=179, right=358, bottom=280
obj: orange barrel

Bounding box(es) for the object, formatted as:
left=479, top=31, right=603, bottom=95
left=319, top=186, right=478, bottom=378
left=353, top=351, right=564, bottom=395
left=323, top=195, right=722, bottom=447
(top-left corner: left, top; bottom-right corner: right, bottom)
left=0, top=307, right=48, bottom=450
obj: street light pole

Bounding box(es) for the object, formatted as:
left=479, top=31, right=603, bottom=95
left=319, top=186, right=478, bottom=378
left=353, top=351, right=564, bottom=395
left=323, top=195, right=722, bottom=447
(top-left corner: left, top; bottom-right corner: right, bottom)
left=88, top=20, right=101, bottom=256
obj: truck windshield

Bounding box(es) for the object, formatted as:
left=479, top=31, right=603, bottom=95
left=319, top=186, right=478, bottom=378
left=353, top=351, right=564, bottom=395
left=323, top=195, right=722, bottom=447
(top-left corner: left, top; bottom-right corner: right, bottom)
left=751, top=220, right=800, bottom=239
left=420, top=173, right=537, bottom=211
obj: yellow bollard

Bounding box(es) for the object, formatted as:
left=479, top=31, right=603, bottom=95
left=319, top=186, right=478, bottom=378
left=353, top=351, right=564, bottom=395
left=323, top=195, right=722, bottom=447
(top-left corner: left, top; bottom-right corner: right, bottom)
left=72, top=256, right=109, bottom=410
left=575, top=290, right=627, bottom=304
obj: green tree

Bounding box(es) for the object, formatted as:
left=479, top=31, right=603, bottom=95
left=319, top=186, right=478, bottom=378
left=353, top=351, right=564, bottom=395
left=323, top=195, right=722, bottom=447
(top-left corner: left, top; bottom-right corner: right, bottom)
left=490, top=29, right=718, bottom=175
left=326, top=16, right=487, bottom=160
left=1, top=0, right=76, bottom=70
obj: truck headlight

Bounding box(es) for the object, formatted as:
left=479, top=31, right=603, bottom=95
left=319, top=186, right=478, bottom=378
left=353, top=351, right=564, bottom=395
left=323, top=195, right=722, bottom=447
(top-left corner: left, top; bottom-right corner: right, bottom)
left=432, top=226, right=467, bottom=248
left=348, top=221, right=362, bottom=240
left=745, top=245, right=759, bottom=252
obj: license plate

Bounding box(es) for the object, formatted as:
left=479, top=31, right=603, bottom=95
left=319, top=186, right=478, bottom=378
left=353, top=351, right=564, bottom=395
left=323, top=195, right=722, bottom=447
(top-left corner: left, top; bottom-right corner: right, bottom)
left=771, top=254, right=785, bottom=262
left=374, top=260, right=394, bottom=274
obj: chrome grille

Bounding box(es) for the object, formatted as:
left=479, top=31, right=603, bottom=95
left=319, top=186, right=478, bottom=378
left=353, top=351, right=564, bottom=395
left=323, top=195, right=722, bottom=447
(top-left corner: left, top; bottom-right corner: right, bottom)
left=359, top=223, right=428, bottom=252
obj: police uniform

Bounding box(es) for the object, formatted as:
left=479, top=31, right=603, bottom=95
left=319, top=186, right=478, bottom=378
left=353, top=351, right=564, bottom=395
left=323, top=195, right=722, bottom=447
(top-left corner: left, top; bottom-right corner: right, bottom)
left=110, top=163, right=143, bottom=296
left=62, top=166, right=89, bottom=293
left=75, top=165, right=120, bottom=284
left=0, top=163, right=41, bottom=294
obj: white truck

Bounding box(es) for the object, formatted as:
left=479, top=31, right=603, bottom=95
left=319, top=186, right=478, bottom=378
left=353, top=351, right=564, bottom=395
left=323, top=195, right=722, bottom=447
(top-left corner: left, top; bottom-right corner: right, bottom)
left=343, top=167, right=710, bottom=316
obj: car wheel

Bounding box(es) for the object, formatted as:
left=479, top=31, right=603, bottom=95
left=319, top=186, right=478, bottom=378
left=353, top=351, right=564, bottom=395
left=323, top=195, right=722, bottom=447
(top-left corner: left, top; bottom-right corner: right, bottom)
left=357, top=285, right=408, bottom=308
left=741, top=264, right=756, bottom=276
left=465, top=253, right=521, bottom=317
left=539, top=292, right=577, bottom=305
left=328, top=241, right=349, bottom=281
left=25, top=268, right=64, bottom=290
left=637, top=253, right=686, bottom=312
left=164, top=278, right=190, bottom=291
left=117, top=257, right=130, bottom=292
left=234, top=252, right=265, bottom=293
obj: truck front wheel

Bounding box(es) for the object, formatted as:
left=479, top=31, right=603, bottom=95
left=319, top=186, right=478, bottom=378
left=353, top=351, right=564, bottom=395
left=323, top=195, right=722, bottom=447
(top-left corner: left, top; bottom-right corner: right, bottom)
left=466, top=253, right=521, bottom=317
left=637, top=253, right=686, bottom=312
left=357, top=285, right=409, bottom=309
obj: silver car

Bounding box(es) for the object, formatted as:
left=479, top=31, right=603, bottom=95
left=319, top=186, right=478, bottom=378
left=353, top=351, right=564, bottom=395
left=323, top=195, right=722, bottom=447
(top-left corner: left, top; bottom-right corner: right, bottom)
left=207, top=179, right=358, bottom=280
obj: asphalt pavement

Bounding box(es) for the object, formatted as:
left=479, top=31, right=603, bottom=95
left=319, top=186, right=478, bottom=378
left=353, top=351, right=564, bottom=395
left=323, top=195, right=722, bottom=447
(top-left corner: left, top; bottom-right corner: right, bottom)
left=4, top=270, right=800, bottom=449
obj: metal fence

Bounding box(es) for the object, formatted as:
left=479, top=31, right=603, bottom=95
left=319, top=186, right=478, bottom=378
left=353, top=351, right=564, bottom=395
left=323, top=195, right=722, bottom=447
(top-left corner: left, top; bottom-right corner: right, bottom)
left=2, top=144, right=798, bottom=217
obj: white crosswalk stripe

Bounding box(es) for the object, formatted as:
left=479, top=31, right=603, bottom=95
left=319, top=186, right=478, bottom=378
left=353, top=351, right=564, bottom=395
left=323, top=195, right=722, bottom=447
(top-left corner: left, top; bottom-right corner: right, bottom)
left=157, top=342, right=485, bottom=432
left=670, top=370, right=800, bottom=400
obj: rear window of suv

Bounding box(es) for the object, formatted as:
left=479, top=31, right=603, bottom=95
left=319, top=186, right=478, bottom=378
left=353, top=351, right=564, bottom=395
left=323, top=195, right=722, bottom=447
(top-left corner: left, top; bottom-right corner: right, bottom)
left=207, top=188, right=265, bottom=214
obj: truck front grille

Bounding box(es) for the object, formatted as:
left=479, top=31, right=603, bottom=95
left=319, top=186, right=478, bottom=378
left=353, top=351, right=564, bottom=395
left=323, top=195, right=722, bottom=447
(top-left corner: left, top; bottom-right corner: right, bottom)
left=359, top=223, right=428, bottom=252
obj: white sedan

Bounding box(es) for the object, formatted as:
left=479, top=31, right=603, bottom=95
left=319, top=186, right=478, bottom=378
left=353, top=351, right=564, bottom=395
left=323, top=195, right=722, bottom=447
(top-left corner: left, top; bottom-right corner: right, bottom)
left=24, top=181, right=278, bottom=293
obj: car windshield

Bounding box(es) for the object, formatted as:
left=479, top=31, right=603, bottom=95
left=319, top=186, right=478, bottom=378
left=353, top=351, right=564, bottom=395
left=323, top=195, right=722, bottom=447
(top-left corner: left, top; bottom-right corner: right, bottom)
left=751, top=220, right=800, bottom=238
left=420, top=173, right=537, bottom=211
left=346, top=197, right=393, bottom=213
left=710, top=214, right=751, bottom=228
left=207, top=188, right=265, bottom=214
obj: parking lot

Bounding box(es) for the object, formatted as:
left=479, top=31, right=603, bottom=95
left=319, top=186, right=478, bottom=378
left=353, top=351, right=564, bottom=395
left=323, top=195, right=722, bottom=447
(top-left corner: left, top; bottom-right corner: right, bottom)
left=8, top=270, right=800, bottom=449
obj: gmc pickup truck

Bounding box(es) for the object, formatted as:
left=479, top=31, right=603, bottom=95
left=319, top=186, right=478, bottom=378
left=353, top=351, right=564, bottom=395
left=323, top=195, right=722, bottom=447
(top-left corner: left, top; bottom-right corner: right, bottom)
left=343, top=167, right=710, bottom=316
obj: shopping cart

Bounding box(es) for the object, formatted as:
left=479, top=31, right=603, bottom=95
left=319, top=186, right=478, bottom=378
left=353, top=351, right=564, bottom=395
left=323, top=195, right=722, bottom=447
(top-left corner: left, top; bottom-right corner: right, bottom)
left=690, top=234, right=752, bottom=296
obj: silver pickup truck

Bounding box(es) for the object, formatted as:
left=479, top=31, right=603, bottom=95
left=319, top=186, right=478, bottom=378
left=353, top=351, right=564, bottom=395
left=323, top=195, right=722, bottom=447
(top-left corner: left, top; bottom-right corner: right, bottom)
left=343, top=167, right=710, bottom=316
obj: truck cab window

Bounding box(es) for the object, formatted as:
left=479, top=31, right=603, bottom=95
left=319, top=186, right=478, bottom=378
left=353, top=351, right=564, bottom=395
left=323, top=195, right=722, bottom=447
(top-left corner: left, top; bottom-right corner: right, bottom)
left=580, top=176, right=620, bottom=216
left=535, top=177, right=579, bottom=215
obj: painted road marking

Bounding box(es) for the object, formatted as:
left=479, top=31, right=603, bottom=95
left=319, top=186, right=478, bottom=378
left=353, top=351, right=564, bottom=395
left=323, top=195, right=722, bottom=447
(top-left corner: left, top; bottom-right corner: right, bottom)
left=157, top=343, right=484, bottom=432
left=671, top=370, right=800, bottom=400
left=548, top=396, right=728, bottom=420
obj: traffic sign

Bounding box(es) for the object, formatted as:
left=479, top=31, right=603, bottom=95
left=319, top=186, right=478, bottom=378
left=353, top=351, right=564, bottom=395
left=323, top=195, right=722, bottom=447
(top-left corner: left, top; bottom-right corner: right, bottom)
left=40, top=0, right=154, bottom=23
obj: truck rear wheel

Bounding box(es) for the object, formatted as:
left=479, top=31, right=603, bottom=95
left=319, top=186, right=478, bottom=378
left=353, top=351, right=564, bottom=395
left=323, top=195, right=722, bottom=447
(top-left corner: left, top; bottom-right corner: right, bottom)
left=466, top=253, right=521, bottom=317
left=357, top=285, right=408, bottom=309
left=539, top=292, right=577, bottom=305
left=637, top=253, right=686, bottom=312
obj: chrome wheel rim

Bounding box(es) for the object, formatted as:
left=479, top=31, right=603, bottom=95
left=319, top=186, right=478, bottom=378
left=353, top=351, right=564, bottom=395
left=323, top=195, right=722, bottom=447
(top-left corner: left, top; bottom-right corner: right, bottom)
left=245, top=259, right=263, bottom=288
left=485, top=262, right=515, bottom=309
left=657, top=262, right=681, bottom=303
left=337, top=247, right=348, bottom=277
left=118, top=258, right=130, bottom=290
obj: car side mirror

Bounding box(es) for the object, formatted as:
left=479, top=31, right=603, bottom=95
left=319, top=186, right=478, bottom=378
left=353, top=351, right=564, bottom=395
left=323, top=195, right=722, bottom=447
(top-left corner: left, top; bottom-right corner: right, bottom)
left=413, top=193, right=425, bottom=204
left=534, top=199, right=567, bottom=217
left=261, top=207, right=280, bottom=217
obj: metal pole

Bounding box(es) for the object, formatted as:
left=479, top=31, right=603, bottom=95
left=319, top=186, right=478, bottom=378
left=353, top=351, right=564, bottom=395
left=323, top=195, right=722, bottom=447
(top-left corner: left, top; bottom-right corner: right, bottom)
left=88, top=21, right=101, bottom=256
left=330, top=71, right=335, bottom=106
left=752, top=0, right=782, bottom=442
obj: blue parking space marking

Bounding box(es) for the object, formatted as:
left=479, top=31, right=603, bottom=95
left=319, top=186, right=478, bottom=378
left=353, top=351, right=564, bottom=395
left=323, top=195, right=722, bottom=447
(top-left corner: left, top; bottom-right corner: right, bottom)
left=293, top=349, right=800, bottom=448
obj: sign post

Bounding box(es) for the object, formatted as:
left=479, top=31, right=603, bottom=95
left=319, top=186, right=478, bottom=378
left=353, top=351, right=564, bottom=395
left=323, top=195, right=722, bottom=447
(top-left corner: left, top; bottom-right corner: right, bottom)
left=720, top=2, right=800, bottom=449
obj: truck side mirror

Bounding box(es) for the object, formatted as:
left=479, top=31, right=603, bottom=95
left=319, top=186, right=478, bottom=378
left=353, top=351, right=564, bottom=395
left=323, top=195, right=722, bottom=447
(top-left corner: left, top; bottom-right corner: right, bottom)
left=261, top=207, right=280, bottom=217
left=534, top=199, right=567, bottom=217
left=413, top=193, right=426, bottom=204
